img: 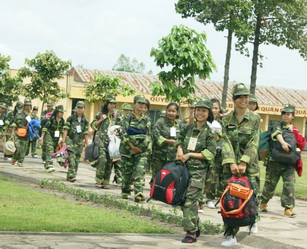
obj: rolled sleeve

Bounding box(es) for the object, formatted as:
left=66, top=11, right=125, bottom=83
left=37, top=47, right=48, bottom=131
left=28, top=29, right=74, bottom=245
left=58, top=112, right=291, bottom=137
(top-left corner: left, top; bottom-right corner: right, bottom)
left=201, top=149, right=214, bottom=161
left=157, top=136, right=167, bottom=146
left=240, top=155, right=250, bottom=164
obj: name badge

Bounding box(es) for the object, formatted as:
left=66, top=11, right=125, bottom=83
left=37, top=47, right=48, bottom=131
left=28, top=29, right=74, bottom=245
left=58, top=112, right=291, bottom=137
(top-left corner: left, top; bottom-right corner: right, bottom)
left=26, top=116, right=31, bottom=123
left=0, top=120, right=3, bottom=126
left=54, top=130, right=60, bottom=137
left=170, top=127, right=176, bottom=137
left=76, top=125, right=82, bottom=133
left=187, top=137, right=198, bottom=151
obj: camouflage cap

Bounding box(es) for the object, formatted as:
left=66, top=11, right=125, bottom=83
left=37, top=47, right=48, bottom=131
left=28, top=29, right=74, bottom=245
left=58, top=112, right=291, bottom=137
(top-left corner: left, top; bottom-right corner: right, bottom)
left=32, top=106, right=38, bottom=111
left=24, top=98, right=32, bottom=106
left=134, top=95, right=147, bottom=104
left=56, top=105, right=66, bottom=112
left=281, top=104, right=295, bottom=113
left=16, top=101, right=23, bottom=109
left=76, top=101, right=85, bottom=108
left=194, top=97, right=212, bottom=109
left=122, top=103, right=133, bottom=111
left=232, top=83, right=250, bottom=96
left=47, top=102, right=54, bottom=106
left=105, top=95, right=116, bottom=103
left=0, top=102, right=6, bottom=109
left=249, top=94, right=258, bottom=103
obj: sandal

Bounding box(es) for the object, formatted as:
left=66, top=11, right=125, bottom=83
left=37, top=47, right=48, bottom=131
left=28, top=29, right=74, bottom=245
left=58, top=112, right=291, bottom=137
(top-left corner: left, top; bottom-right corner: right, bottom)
left=67, top=178, right=76, bottom=182
left=135, top=196, right=145, bottom=203
left=18, top=163, right=25, bottom=167
left=11, top=160, right=16, bottom=165
left=181, top=235, right=197, bottom=243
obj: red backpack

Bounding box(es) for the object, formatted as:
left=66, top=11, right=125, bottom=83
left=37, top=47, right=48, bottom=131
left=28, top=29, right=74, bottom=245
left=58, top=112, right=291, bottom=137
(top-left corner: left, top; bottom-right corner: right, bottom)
left=220, top=175, right=258, bottom=228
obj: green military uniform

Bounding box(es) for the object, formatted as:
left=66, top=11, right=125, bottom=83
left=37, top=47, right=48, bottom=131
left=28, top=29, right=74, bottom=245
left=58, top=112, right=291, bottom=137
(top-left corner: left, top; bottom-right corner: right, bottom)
left=90, top=96, right=121, bottom=185
left=12, top=98, right=32, bottom=165
left=120, top=95, right=152, bottom=200
left=176, top=99, right=216, bottom=235
left=0, top=103, right=7, bottom=154
left=63, top=101, right=89, bottom=180
left=26, top=107, right=40, bottom=157
left=261, top=104, right=302, bottom=211
left=221, top=83, right=261, bottom=236
left=41, top=103, right=54, bottom=162
left=151, top=116, right=181, bottom=183
left=42, top=106, right=65, bottom=169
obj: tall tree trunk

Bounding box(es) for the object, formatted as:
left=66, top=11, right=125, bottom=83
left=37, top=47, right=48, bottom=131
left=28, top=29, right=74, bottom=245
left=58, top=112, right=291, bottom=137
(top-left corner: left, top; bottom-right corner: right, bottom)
left=222, top=29, right=233, bottom=109
left=250, top=14, right=262, bottom=95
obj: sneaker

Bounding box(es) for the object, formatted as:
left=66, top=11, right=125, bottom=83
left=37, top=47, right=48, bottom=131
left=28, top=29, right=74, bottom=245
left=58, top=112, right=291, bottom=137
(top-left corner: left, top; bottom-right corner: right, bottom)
left=248, top=223, right=258, bottom=234
left=32, top=155, right=38, bottom=158
left=181, top=235, right=197, bottom=243
left=7, top=157, right=12, bottom=161
left=260, top=203, right=268, bottom=212
left=206, top=200, right=216, bottom=209
left=117, top=183, right=122, bottom=187
left=18, top=163, right=25, bottom=167
left=198, top=205, right=204, bottom=213
left=67, top=178, right=76, bottom=182
left=221, top=236, right=237, bottom=247
left=284, top=208, right=296, bottom=218
left=46, top=167, right=55, bottom=173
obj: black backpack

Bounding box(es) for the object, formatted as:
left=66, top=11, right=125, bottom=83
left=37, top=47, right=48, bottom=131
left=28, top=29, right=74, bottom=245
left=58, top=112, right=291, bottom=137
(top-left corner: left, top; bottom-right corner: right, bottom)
left=220, top=175, right=258, bottom=229
left=149, top=161, right=190, bottom=206
left=271, top=129, right=300, bottom=164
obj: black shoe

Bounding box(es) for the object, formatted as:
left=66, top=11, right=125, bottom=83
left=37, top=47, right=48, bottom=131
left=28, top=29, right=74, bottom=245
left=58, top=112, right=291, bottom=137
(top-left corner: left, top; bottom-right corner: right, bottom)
left=181, top=235, right=197, bottom=243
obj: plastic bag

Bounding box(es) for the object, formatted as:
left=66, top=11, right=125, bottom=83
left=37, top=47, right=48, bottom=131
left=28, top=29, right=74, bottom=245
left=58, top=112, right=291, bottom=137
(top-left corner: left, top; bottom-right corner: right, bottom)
left=108, top=134, right=121, bottom=159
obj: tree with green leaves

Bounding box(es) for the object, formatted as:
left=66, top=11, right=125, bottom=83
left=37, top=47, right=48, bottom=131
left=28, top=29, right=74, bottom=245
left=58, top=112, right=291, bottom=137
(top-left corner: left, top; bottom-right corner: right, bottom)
left=0, top=54, right=23, bottom=106
left=19, top=51, right=71, bottom=114
left=150, top=25, right=216, bottom=115
left=112, top=54, right=146, bottom=74
left=176, top=0, right=252, bottom=108
left=238, top=0, right=307, bottom=94
left=84, top=74, right=136, bottom=107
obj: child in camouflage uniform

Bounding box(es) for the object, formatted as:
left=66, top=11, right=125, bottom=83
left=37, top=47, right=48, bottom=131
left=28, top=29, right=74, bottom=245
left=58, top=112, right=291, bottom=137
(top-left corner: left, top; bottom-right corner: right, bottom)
left=176, top=98, right=216, bottom=243
left=26, top=106, right=39, bottom=158
left=261, top=104, right=306, bottom=217
left=120, top=95, right=152, bottom=202
left=220, top=83, right=261, bottom=247
left=62, top=101, right=89, bottom=182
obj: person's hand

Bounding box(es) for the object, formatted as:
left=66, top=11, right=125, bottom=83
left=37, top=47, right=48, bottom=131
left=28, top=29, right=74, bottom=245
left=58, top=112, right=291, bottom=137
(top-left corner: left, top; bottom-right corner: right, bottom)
left=176, top=147, right=183, bottom=161
left=230, top=163, right=239, bottom=175
left=281, top=142, right=291, bottom=152
left=131, top=146, right=142, bottom=154
left=238, top=162, right=247, bottom=174
left=181, top=153, right=190, bottom=163
left=39, top=139, right=44, bottom=146
left=100, top=114, right=107, bottom=121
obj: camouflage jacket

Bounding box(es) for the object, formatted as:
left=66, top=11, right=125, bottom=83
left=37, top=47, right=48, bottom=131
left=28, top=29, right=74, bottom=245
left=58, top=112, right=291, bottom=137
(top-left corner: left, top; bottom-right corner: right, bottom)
left=221, top=109, right=261, bottom=168
left=12, top=110, right=31, bottom=137
left=120, top=112, right=152, bottom=153
left=43, top=116, right=65, bottom=138
left=63, top=114, right=89, bottom=149
left=176, top=122, right=216, bottom=169
left=152, top=117, right=181, bottom=162
left=0, top=113, right=7, bottom=135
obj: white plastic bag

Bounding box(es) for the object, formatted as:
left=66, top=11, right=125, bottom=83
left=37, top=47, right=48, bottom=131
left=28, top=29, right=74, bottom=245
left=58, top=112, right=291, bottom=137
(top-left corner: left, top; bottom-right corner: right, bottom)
left=108, top=134, right=121, bottom=159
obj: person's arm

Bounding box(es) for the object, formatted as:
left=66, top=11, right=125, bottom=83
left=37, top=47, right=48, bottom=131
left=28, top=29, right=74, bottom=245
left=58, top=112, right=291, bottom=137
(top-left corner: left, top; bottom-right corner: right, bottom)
left=62, top=116, right=71, bottom=145
left=175, top=124, right=187, bottom=161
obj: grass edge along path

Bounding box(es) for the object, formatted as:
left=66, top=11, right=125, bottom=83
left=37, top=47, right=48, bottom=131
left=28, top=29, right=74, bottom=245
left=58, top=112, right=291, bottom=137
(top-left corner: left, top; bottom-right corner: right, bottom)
left=0, top=178, right=171, bottom=234
left=39, top=178, right=223, bottom=235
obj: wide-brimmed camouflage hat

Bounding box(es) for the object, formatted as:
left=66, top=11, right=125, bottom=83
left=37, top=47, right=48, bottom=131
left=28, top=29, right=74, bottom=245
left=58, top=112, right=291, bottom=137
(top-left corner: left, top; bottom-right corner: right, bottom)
left=134, top=95, right=147, bottom=104
left=24, top=98, right=32, bottom=106
left=249, top=94, right=258, bottom=103
left=281, top=104, right=295, bottom=113
left=76, top=101, right=85, bottom=108
left=0, top=102, right=6, bottom=109
left=122, top=103, right=133, bottom=111
left=105, top=95, right=116, bottom=103
left=194, top=97, right=212, bottom=109
left=232, top=83, right=250, bottom=96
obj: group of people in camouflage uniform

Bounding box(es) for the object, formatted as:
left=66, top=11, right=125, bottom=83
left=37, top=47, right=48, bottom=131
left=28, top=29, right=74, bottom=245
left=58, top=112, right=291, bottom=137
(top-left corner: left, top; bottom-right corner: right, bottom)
left=0, top=83, right=305, bottom=247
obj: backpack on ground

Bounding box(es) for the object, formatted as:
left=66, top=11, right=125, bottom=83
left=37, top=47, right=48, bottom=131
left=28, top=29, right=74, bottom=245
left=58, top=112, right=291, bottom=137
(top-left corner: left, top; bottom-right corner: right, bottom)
left=149, top=161, right=190, bottom=206
left=220, top=175, right=258, bottom=228
left=271, top=129, right=301, bottom=164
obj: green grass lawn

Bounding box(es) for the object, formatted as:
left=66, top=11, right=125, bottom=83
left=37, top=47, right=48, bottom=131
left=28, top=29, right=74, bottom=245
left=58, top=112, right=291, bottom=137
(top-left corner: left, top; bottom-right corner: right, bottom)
left=0, top=178, right=172, bottom=233
left=260, top=156, right=307, bottom=198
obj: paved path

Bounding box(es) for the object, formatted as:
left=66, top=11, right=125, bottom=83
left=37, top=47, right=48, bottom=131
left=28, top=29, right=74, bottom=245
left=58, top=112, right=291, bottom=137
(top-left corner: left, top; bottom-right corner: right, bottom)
left=0, top=154, right=307, bottom=249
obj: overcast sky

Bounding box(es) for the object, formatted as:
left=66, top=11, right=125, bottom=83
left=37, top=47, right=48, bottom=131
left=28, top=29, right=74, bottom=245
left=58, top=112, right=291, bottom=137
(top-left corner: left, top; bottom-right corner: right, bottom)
left=1, top=0, right=306, bottom=90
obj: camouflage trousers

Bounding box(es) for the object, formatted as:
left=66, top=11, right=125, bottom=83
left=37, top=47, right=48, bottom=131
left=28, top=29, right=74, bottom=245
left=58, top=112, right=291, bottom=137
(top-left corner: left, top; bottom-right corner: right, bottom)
left=26, top=139, right=38, bottom=156
left=261, top=161, right=295, bottom=209
left=121, top=151, right=148, bottom=198
left=93, top=146, right=113, bottom=185
left=182, top=167, right=207, bottom=234
left=222, top=165, right=260, bottom=236
left=150, top=157, right=167, bottom=186
left=13, top=135, right=29, bottom=163
left=42, top=142, right=47, bottom=161
left=67, top=146, right=83, bottom=180
left=43, top=133, right=59, bottom=169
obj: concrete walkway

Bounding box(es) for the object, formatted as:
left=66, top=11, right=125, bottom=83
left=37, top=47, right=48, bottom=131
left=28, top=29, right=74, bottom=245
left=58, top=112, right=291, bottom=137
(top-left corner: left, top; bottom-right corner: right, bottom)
left=0, top=154, right=307, bottom=249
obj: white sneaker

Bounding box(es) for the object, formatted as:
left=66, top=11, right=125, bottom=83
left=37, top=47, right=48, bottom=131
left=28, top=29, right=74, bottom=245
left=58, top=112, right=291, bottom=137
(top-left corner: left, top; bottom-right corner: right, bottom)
left=8, top=157, right=12, bottom=161
left=46, top=167, right=55, bottom=173
left=221, top=236, right=237, bottom=247
left=249, top=223, right=258, bottom=234
left=206, top=200, right=216, bottom=209
left=33, top=155, right=38, bottom=158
